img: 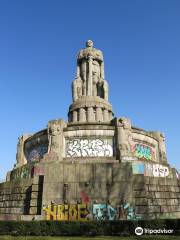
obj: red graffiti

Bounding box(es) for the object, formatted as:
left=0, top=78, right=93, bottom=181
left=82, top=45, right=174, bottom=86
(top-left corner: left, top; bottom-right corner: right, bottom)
left=80, top=191, right=90, bottom=204
left=31, top=166, right=44, bottom=176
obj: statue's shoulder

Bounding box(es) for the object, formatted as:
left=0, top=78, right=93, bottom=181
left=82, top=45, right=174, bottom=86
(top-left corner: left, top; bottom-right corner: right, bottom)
left=93, top=48, right=103, bottom=60
left=77, top=48, right=85, bottom=60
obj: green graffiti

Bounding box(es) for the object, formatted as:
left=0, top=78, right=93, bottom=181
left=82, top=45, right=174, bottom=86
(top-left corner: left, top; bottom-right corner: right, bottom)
left=133, top=144, right=153, bottom=160
left=10, top=166, right=31, bottom=180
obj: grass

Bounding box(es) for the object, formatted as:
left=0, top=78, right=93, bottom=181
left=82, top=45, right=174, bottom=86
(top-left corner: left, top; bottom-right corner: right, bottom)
left=0, top=236, right=179, bottom=240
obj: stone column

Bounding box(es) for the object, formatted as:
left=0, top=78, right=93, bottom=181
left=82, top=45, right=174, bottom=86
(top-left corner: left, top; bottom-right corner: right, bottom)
left=79, top=108, right=86, bottom=122
left=103, top=109, right=109, bottom=121
left=87, top=107, right=95, bottom=122
left=109, top=111, right=113, bottom=120
left=72, top=110, right=78, bottom=122
left=96, top=107, right=103, bottom=122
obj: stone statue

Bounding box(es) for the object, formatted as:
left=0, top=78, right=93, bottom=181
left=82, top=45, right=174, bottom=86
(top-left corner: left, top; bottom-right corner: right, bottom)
left=47, top=119, right=66, bottom=158
left=152, top=131, right=167, bottom=163
left=72, top=40, right=109, bottom=101
left=116, top=117, right=132, bottom=158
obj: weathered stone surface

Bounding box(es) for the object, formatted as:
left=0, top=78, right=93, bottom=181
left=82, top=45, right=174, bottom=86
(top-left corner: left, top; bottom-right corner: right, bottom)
left=0, top=40, right=180, bottom=221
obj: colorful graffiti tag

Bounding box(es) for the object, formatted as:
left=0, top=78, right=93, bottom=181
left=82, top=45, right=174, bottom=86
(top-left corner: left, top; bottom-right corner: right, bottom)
left=132, top=163, right=169, bottom=178
left=43, top=204, right=89, bottom=220
left=132, top=143, right=154, bottom=161
left=32, top=166, right=45, bottom=176
left=43, top=202, right=143, bottom=221
left=66, top=138, right=113, bottom=157
left=10, top=166, right=31, bottom=180
left=92, top=204, right=116, bottom=220
left=28, top=145, right=48, bottom=162
left=80, top=191, right=90, bottom=204
left=121, top=203, right=142, bottom=220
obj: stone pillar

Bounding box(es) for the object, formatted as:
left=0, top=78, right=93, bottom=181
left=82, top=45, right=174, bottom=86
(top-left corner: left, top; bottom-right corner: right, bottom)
left=109, top=111, right=113, bottom=121
left=96, top=107, right=103, bottom=122
left=87, top=107, right=95, bottom=122
left=72, top=110, right=78, bottom=122
left=16, top=134, right=31, bottom=167
left=47, top=119, right=67, bottom=160
left=103, top=109, right=109, bottom=121
left=79, top=108, right=86, bottom=122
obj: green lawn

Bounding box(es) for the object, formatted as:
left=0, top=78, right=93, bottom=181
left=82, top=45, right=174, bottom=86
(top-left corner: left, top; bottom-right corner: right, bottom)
left=0, top=236, right=179, bottom=240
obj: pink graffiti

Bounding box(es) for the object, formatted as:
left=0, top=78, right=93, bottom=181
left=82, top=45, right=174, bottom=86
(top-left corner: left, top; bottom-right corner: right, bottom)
left=32, top=166, right=45, bottom=176
left=80, top=191, right=90, bottom=204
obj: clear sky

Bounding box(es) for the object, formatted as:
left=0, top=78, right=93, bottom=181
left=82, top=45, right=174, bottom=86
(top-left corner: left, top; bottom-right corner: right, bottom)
left=0, top=0, right=180, bottom=180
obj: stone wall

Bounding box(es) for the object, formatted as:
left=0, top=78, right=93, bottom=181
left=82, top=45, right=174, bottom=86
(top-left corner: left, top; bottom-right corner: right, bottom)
left=0, top=175, right=43, bottom=220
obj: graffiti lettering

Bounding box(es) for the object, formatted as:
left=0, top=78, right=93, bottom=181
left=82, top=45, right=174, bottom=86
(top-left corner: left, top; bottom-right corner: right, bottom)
left=132, top=163, right=169, bottom=178
left=92, top=204, right=116, bottom=220
left=66, top=138, right=113, bottom=157
left=43, top=204, right=89, bottom=221
left=132, top=143, right=154, bottom=161
left=121, top=202, right=142, bottom=220
left=152, top=164, right=169, bottom=177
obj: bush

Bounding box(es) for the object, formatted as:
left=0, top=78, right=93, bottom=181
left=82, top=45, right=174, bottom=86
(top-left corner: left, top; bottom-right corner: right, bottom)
left=0, top=219, right=179, bottom=236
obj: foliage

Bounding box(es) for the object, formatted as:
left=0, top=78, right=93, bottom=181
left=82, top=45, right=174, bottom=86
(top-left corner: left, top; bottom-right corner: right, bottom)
left=0, top=219, right=179, bottom=236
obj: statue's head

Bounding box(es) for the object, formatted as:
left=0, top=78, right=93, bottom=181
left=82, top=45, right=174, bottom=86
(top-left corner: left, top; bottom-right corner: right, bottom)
left=86, top=40, right=93, bottom=48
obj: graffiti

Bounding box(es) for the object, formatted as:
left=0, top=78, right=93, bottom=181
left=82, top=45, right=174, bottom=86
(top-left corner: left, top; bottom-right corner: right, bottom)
left=28, top=145, right=48, bottom=162
left=132, top=163, right=169, bottom=178
left=66, top=138, right=113, bottom=157
left=80, top=191, right=90, bottom=204
left=92, top=204, right=116, bottom=220
left=43, top=204, right=89, bottom=220
left=32, top=166, right=45, bottom=176
left=120, top=203, right=142, bottom=220
left=132, top=163, right=145, bottom=174
left=132, top=143, right=154, bottom=161
left=10, top=166, right=31, bottom=180
left=152, top=164, right=169, bottom=177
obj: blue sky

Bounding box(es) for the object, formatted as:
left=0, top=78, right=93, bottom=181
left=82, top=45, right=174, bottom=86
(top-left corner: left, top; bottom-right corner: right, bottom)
left=0, top=0, right=180, bottom=180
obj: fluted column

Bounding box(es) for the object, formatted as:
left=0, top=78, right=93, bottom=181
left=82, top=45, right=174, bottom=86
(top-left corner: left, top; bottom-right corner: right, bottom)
left=96, top=107, right=103, bottom=122
left=79, top=108, right=86, bottom=122
left=103, top=109, right=109, bottom=121
left=87, top=107, right=95, bottom=122
left=72, top=111, right=78, bottom=122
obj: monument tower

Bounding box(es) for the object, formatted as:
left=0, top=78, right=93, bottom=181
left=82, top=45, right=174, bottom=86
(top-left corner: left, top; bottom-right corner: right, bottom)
left=69, top=40, right=113, bottom=123
left=0, top=40, right=179, bottom=220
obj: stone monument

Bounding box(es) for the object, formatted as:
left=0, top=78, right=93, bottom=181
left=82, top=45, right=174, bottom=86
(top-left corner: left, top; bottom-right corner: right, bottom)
left=0, top=40, right=179, bottom=221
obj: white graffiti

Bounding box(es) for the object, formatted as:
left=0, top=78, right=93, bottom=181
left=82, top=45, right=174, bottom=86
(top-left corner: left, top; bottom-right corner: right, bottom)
left=152, top=164, right=169, bottom=177
left=133, top=162, right=170, bottom=178
left=66, top=138, right=113, bottom=157
left=145, top=163, right=169, bottom=177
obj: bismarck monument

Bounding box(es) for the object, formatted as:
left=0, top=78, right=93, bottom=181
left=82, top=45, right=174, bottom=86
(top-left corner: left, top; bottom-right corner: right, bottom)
left=0, top=40, right=180, bottom=220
